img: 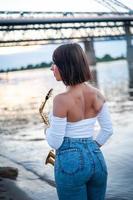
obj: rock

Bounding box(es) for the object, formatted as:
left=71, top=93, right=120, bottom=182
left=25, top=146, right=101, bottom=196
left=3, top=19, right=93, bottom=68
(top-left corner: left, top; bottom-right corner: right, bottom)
left=0, top=167, right=18, bottom=180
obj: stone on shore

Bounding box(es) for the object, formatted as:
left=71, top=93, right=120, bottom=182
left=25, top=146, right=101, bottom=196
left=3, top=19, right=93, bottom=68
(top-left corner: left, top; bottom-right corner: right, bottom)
left=0, top=167, right=18, bottom=179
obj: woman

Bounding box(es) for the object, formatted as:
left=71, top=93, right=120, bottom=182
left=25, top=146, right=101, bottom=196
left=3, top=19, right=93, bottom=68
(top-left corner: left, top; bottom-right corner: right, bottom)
left=45, top=43, right=113, bottom=200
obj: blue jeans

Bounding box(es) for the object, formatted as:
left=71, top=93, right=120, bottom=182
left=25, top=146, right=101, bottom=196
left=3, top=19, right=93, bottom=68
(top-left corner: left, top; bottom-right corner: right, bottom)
left=54, top=137, right=108, bottom=200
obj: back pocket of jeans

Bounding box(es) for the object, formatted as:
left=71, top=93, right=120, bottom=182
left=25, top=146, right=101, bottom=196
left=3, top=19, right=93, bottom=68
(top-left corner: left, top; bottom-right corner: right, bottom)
left=58, top=148, right=83, bottom=175
left=93, top=148, right=108, bottom=174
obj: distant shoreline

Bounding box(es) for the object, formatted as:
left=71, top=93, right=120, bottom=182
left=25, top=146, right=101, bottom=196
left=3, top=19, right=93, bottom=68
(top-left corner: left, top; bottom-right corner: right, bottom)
left=0, top=54, right=125, bottom=73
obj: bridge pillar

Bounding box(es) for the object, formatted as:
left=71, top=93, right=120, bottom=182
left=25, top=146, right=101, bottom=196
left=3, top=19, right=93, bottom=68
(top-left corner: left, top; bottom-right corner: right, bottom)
left=84, top=39, right=96, bottom=66
left=125, top=22, right=133, bottom=97
left=83, top=39, right=97, bottom=85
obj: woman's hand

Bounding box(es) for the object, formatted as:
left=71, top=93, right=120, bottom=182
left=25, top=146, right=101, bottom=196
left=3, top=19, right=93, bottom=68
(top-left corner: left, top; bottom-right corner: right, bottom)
left=44, top=125, right=50, bottom=135
left=95, top=140, right=102, bottom=148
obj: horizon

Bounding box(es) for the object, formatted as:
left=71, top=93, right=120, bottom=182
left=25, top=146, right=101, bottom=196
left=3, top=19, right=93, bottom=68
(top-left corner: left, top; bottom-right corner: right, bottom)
left=0, top=40, right=127, bottom=70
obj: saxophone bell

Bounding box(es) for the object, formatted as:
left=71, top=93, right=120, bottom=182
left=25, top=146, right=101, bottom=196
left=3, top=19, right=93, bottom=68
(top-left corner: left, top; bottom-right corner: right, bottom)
left=45, top=150, right=55, bottom=166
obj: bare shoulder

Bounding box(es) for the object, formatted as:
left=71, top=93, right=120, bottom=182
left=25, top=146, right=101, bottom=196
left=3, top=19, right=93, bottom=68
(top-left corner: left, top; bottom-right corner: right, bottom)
left=94, top=87, right=106, bottom=102
left=53, top=93, right=68, bottom=118
left=86, top=84, right=104, bottom=98
left=88, top=85, right=106, bottom=112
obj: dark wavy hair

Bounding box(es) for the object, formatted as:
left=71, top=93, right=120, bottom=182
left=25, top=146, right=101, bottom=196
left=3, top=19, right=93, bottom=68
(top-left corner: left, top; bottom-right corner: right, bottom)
left=52, top=43, right=92, bottom=86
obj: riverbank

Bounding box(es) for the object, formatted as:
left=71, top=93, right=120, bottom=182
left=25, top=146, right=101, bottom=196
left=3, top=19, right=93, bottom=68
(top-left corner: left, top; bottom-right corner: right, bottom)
left=0, top=155, right=57, bottom=200
left=0, top=178, right=33, bottom=200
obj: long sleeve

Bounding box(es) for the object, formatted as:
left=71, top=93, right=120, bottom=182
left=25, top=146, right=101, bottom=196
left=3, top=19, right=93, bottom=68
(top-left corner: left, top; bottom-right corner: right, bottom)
left=45, top=114, right=67, bottom=150
left=95, top=102, right=113, bottom=145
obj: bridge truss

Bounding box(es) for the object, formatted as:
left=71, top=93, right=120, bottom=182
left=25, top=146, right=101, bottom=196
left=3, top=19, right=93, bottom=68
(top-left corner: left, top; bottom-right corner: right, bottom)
left=0, top=11, right=133, bottom=47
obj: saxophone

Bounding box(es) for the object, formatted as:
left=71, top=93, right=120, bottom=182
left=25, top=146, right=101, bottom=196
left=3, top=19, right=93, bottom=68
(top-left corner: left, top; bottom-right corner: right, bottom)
left=39, top=88, right=55, bottom=166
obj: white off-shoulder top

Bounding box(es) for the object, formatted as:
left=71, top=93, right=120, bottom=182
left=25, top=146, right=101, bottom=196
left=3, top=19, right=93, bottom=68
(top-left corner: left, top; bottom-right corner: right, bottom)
left=45, top=102, right=113, bottom=150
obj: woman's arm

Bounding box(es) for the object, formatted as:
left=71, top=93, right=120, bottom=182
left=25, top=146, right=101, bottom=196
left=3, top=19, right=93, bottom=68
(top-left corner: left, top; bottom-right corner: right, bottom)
left=93, top=89, right=113, bottom=147
left=45, top=94, right=67, bottom=150
left=95, top=102, right=113, bottom=147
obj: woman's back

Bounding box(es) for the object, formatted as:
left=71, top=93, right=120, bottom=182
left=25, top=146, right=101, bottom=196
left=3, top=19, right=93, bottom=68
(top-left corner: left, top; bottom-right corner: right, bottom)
left=53, top=83, right=105, bottom=123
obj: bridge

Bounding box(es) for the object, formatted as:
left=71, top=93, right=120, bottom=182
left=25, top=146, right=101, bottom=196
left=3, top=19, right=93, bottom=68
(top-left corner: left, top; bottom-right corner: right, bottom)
left=0, top=0, right=133, bottom=94
left=0, top=11, right=133, bottom=46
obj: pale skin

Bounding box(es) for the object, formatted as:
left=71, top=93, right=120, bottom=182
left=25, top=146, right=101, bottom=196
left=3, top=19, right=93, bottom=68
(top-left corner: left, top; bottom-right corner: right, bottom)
left=50, top=64, right=106, bottom=147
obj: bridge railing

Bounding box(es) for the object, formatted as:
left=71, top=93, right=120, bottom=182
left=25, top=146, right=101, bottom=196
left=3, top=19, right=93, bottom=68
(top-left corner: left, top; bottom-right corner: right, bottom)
left=0, top=11, right=133, bottom=20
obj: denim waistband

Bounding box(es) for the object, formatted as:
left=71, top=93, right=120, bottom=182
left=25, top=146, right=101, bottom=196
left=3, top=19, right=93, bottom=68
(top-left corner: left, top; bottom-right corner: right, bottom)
left=56, top=137, right=96, bottom=153
left=63, top=137, right=93, bottom=143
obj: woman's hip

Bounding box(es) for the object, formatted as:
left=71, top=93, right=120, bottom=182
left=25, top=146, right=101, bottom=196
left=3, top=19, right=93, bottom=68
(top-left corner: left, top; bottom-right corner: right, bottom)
left=54, top=137, right=103, bottom=185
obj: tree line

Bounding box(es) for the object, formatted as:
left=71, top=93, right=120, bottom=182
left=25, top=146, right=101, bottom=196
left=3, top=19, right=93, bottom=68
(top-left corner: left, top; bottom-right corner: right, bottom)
left=0, top=54, right=125, bottom=73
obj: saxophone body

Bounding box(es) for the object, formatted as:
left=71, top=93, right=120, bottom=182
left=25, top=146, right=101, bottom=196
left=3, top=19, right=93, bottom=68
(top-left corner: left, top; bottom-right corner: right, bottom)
left=39, top=88, right=55, bottom=166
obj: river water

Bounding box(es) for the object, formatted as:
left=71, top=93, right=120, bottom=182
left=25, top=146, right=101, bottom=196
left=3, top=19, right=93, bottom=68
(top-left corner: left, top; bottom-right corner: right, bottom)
left=0, top=60, right=133, bottom=200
